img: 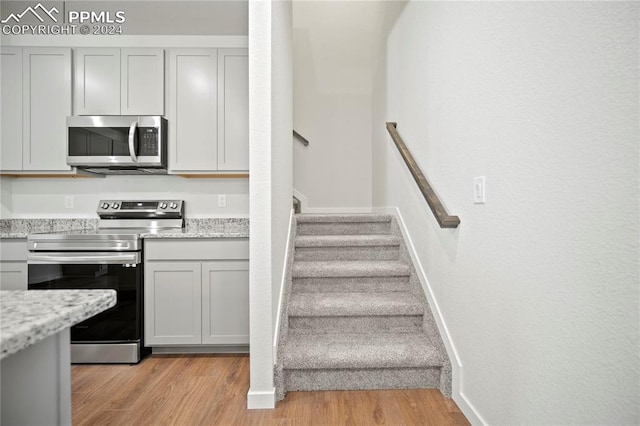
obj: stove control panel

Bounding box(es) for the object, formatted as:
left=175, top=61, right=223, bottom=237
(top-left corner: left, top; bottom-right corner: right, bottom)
left=97, top=200, right=184, bottom=219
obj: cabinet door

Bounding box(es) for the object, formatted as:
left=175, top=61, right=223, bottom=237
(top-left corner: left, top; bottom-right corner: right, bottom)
left=202, top=261, right=249, bottom=345
left=145, top=262, right=202, bottom=345
left=0, top=47, right=23, bottom=171
left=121, top=48, right=164, bottom=115
left=217, top=49, right=249, bottom=171
left=169, top=49, right=218, bottom=172
left=74, top=48, right=120, bottom=115
left=23, top=48, right=72, bottom=171
left=0, top=262, right=28, bottom=290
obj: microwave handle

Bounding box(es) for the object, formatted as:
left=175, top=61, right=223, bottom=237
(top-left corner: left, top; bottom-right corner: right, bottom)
left=128, top=121, right=138, bottom=162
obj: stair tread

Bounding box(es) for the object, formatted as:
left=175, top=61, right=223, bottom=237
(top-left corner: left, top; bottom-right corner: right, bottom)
left=293, top=261, right=411, bottom=278
left=289, top=291, right=423, bottom=317
left=296, top=214, right=393, bottom=223
left=283, top=333, right=443, bottom=370
left=295, top=234, right=402, bottom=247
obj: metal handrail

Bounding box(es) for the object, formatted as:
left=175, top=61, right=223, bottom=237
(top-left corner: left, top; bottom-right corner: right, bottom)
left=293, top=130, right=309, bottom=147
left=385, top=122, right=460, bottom=228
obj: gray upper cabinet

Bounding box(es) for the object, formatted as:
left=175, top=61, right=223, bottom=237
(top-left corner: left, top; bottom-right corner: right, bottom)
left=169, top=48, right=248, bottom=174
left=1, top=47, right=23, bottom=171
left=0, top=47, right=72, bottom=172
left=74, top=48, right=164, bottom=116
left=217, top=49, right=249, bottom=171
left=121, top=49, right=165, bottom=115
left=168, top=49, right=218, bottom=173
left=24, top=48, right=72, bottom=171
left=74, top=48, right=120, bottom=115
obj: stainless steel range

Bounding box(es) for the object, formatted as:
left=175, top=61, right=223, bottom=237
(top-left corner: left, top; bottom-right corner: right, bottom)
left=27, top=200, right=185, bottom=364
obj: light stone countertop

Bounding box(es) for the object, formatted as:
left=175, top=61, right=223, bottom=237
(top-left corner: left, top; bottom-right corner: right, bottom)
left=0, top=289, right=117, bottom=360
left=0, top=218, right=249, bottom=239
left=142, top=218, right=249, bottom=238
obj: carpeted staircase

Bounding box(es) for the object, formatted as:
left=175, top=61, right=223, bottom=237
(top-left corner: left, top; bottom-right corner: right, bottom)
left=275, top=214, right=451, bottom=400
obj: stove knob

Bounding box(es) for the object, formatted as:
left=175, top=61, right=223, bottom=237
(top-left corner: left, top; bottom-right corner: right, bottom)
left=111, top=202, right=120, bottom=209
left=101, top=202, right=110, bottom=209
left=170, top=202, right=178, bottom=209
left=159, top=202, right=167, bottom=209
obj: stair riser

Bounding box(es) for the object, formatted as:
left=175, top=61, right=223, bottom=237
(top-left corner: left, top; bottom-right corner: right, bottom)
left=294, top=246, right=400, bottom=261
left=289, top=315, right=423, bottom=333
left=292, top=276, right=410, bottom=293
left=284, top=367, right=442, bottom=392
left=297, top=222, right=391, bottom=236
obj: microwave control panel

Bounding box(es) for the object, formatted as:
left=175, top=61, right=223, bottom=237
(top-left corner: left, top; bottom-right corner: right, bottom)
left=139, top=128, right=159, bottom=156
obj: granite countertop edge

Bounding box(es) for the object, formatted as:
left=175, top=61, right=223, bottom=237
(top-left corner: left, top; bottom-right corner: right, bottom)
left=0, top=231, right=249, bottom=239
left=0, top=289, right=117, bottom=360
left=0, top=218, right=249, bottom=239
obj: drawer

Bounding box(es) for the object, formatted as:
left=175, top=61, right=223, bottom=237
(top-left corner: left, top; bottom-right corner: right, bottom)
left=0, top=239, right=28, bottom=261
left=144, top=238, right=249, bottom=261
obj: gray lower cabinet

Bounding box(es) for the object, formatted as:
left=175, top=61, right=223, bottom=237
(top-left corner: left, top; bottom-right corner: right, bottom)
left=145, top=262, right=202, bottom=345
left=0, top=239, right=28, bottom=290
left=202, top=261, right=250, bottom=345
left=144, top=239, right=249, bottom=347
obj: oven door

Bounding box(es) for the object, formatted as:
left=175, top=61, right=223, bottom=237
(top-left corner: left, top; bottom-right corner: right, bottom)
left=27, top=252, right=142, bottom=343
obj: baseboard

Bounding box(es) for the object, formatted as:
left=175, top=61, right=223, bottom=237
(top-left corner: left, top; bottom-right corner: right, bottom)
left=151, top=346, right=249, bottom=354
left=292, top=188, right=308, bottom=213
left=455, top=391, right=487, bottom=425
left=247, top=388, right=276, bottom=409
left=292, top=189, right=372, bottom=214
left=376, top=206, right=486, bottom=426
left=273, top=208, right=294, bottom=362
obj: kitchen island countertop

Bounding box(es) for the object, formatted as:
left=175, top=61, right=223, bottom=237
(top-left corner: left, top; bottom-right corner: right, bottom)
left=0, top=289, right=116, bottom=359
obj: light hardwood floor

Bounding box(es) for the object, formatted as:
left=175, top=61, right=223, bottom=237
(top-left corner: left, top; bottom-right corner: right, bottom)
left=72, top=354, right=470, bottom=425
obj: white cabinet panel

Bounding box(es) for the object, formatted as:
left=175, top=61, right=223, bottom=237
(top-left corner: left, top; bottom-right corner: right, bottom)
left=145, top=262, right=202, bottom=345
left=121, top=49, right=164, bottom=115
left=74, top=48, right=120, bottom=115
left=23, top=48, right=72, bottom=171
left=169, top=49, right=218, bottom=172
left=1, top=47, right=23, bottom=170
left=145, top=239, right=249, bottom=261
left=0, top=239, right=28, bottom=290
left=144, top=239, right=249, bottom=348
left=202, top=261, right=249, bottom=345
left=0, top=263, right=28, bottom=290
left=75, top=48, right=163, bottom=116
left=217, top=49, right=249, bottom=171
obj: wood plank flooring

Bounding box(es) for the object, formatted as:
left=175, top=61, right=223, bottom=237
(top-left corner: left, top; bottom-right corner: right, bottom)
left=72, top=354, right=470, bottom=425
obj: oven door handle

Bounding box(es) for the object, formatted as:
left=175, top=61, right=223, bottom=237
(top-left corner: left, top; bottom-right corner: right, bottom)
left=27, top=252, right=141, bottom=265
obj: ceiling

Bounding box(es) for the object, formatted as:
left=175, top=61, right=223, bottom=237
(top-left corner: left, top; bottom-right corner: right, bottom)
left=293, top=0, right=407, bottom=94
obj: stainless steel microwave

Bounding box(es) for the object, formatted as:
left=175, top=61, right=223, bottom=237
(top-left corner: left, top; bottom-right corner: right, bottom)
left=67, top=116, right=168, bottom=174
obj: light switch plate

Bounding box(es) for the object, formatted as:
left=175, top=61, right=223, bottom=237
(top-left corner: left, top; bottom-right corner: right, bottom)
left=473, top=176, right=485, bottom=204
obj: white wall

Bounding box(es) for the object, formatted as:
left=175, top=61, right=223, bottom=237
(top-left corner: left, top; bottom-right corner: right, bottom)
left=247, top=0, right=292, bottom=410
left=292, top=1, right=377, bottom=212
left=373, top=1, right=639, bottom=424
left=6, top=176, right=248, bottom=218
